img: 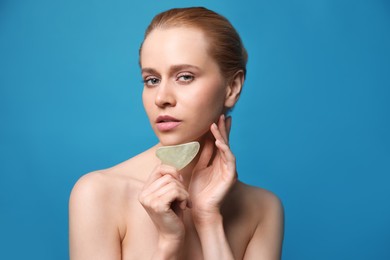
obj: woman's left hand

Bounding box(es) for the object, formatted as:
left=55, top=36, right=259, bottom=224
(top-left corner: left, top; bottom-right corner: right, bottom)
left=189, top=114, right=237, bottom=225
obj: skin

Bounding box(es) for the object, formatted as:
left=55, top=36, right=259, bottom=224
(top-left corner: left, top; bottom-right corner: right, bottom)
left=69, top=27, right=284, bottom=260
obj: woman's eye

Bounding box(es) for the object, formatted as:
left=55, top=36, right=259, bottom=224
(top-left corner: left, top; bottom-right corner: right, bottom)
left=143, top=77, right=160, bottom=86
left=177, top=73, right=194, bottom=83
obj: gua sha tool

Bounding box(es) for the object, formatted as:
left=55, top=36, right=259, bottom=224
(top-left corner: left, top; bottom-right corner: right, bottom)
left=156, top=141, right=200, bottom=170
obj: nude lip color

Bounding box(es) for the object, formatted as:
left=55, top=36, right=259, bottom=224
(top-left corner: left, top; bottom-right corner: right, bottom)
left=155, top=115, right=181, bottom=131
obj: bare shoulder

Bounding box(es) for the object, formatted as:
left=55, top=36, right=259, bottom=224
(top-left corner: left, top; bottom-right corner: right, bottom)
left=70, top=171, right=107, bottom=195
left=232, top=181, right=284, bottom=218
left=70, top=146, right=156, bottom=195
left=69, top=170, right=118, bottom=206
left=231, top=182, right=284, bottom=260
left=68, top=171, right=122, bottom=259
left=68, top=170, right=129, bottom=233
left=69, top=150, right=157, bottom=259
left=69, top=154, right=152, bottom=210
left=69, top=147, right=157, bottom=220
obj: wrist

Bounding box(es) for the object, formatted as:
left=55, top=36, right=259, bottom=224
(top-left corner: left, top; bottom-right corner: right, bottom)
left=193, top=210, right=223, bottom=228
left=155, top=235, right=183, bottom=259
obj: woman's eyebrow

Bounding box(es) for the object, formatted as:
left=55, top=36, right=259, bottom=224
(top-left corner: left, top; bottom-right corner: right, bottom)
left=169, top=64, right=201, bottom=74
left=141, top=64, right=201, bottom=76
left=141, top=67, right=159, bottom=75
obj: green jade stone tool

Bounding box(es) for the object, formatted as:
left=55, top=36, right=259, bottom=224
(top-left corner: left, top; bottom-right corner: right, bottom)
left=156, top=141, right=200, bottom=170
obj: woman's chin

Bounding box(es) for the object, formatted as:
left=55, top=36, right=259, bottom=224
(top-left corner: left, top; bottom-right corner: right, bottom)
left=156, top=128, right=211, bottom=147
left=159, top=138, right=196, bottom=147
left=157, top=134, right=202, bottom=147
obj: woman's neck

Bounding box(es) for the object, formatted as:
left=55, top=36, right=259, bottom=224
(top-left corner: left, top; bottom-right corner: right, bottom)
left=156, top=131, right=214, bottom=189
left=178, top=133, right=213, bottom=189
left=178, top=153, right=200, bottom=189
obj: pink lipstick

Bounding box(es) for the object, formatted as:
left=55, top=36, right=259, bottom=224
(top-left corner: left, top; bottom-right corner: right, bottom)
left=156, top=115, right=181, bottom=131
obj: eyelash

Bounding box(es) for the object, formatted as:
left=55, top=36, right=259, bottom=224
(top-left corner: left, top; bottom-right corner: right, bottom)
left=142, top=77, right=160, bottom=87
left=177, top=73, right=194, bottom=83
left=142, top=72, right=195, bottom=87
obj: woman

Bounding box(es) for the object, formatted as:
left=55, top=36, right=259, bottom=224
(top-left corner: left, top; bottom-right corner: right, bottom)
left=69, top=7, right=284, bottom=260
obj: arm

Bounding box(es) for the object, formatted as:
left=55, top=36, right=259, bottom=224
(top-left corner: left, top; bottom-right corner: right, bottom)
left=138, top=164, right=191, bottom=259
left=190, top=115, right=236, bottom=259
left=69, top=172, right=122, bottom=260
left=191, top=115, right=284, bottom=259
left=194, top=214, right=234, bottom=260
left=243, top=193, right=284, bottom=260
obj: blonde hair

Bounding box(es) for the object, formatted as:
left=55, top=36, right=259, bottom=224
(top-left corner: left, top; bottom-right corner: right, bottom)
left=140, top=7, right=248, bottom=83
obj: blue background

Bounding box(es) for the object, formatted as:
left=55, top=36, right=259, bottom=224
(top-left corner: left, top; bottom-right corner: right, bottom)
left=1, top=0, right=389, bottom=259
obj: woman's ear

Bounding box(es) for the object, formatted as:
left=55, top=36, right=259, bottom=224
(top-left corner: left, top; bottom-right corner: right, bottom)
left=224, top=70, right=245, bottom=108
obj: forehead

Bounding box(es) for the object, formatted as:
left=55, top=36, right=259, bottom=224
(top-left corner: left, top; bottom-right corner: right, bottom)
left=140, top=27, right=214, bottom=69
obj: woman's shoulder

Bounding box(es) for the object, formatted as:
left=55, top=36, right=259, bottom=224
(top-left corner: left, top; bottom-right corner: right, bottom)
left=239, top=181, right=282, bottom=205
left=69, top=147, right=158, bottom=208
left=223, top=183, right=284, bottom=259
left=229, top=181, right=284, bottom=220
left=68, top=170, right=129, bottom=220
left=69, top=170, right=122, bottom=202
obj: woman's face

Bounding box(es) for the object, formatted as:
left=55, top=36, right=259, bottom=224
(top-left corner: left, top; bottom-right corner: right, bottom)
left=140, top=27, right=228, bottom=145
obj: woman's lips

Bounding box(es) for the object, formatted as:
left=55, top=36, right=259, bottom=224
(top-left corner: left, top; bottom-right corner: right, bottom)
left=156, top=115, right=181, bottom=131
left=156, top=121, right=181, bottom=131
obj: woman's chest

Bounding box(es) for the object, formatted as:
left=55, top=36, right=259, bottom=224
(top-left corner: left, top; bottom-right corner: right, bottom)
left=120, top=206, right=253, bottom=260
left=120, top=209, right=203, bottom=259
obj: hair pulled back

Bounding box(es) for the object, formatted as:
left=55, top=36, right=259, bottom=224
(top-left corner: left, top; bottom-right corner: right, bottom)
left=140, top=7, right=248, bottom=83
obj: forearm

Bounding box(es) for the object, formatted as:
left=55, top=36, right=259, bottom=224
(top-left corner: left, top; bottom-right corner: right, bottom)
left=195, top=214, right=235, bottom=260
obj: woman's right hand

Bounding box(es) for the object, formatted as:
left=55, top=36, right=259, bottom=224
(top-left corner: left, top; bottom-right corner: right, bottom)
left=138, top=164, right=191, bottom=253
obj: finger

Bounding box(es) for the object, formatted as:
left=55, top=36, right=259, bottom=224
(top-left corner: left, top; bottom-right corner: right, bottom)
left=147, top=183, right=190, bottom=211
left=217, top=114, right=229, bottom=143
left=154, top=181, right=189, bottom=200
left=159, top=164, right=182, bottom=181
left=215, top=139, right=236, bottom=169
left=139, top=180, right=192, bottom=213
left=163, top=188, right=191, bottom=210
left=140, top=180, right=189, bottom=206
left=144, top=164, right=167, bottom=187
left=142, top=174, right=179, bottom=197
left=210, top=122, right=228, bottom=147
left=144, top=164, right=181, bottom=187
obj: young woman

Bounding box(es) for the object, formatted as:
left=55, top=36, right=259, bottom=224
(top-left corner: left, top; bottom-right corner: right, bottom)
left=69, top=7, right=284, bottom=260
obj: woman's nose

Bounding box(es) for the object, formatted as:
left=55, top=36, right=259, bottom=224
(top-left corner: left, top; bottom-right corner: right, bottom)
left=155, top=81, right=176, bottom=108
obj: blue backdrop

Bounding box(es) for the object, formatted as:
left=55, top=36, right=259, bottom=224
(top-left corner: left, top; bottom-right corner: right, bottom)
left=1, top=0, right=389, bottom=259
